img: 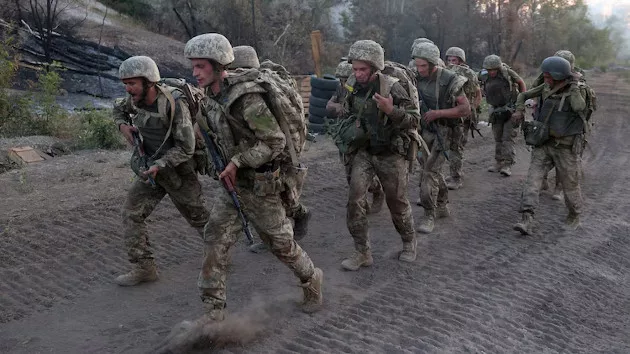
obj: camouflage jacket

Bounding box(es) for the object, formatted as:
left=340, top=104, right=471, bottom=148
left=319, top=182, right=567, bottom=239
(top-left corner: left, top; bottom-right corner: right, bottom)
left=515, top=81, right=587, bottom=114
left=449, top=64, right=480, bottom=111
left=113, top=85, right=195, bottom=169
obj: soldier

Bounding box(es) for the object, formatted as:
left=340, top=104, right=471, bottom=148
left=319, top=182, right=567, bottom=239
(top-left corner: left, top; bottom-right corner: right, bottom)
left=408, top=38, right=445, bottom=69
left=112, top=56, right=210, bottom=286
left=512, top=56, right=590, bottom=234
left=327, top=59, right=385, bottom=214
left=480, top=54, right=526, bottom=176
left=444, top=46, right=482, bottom=190
left=534, top=50, right=584, bottom=200
left=337, top=40, right=420, bottom=270
left=185, top=33, right=322, bottom=322
left=229, top=45, right=312, bottom=253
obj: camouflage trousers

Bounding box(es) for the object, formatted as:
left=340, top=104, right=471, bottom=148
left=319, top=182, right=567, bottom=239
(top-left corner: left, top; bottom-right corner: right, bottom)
left=281, top=164, right=309, bottom=219
left=419, top=126, right=450, bottom=210
left=122, top=161, right=210, bottom=263
left=519, top=136, right=583, bottom=215
left=447, top=122, right=469, bottom=180
left=492, top=117, right=517, bottom=166
left=198, top=182, right=315, bottom=308
left=347, top=149, right=415, bottom=253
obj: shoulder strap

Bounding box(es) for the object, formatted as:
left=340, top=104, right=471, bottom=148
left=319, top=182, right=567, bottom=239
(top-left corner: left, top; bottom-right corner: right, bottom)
left=150, top=85, right=176, bottom=159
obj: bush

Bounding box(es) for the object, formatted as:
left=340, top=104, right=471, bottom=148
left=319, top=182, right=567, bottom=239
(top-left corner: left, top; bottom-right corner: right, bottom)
left=75, top=108, right=124, bottom=150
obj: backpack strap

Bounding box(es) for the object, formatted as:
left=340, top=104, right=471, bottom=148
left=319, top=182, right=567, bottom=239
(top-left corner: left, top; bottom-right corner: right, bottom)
left=149, top=84, right=176, bottom=160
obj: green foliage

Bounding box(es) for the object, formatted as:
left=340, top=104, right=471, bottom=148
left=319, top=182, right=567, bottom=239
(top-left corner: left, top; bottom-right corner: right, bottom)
left=32, top=65, right=67, bottom=136
left=99, top=0, right=148, bottom=19
left=75, top=108, right=124, bottom=150
left=0, top=35, right=34, bottom=137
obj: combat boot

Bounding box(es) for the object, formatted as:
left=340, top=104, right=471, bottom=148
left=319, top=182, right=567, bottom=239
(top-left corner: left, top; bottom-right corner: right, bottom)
left=565, top=212, right=580, bottom=230
left=341, top=251, right=374, bottom=271
left=293, top=209, right=311, bottom=241
left=436, top=204, right=450, bottom=219
left=416, top=197, right=422, bottom=206
left=114, top=259, right=158, bottom=286
left=488, top=162, right=501, bottom=173
left=500, top=165, right=512, bottom=177
left=398, top=239, right=417, bottom=263
left=513, top=212, right=534, bottom=235
left=417, top=209, right=435, bottom=234
left=552, top=188, right=564, bottom=201
left=369, top=190, right=385, bottom=214
left=446, top=178, right=463, bottom=190
left=197, top=300, right=225, bottom=324
left=299, top=268, right=323, bottom=313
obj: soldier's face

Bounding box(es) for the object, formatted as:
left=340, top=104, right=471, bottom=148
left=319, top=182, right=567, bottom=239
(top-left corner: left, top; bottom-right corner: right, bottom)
left=543, top=73, right=555, bottom=86
left=488, top=69, right=499, bottom=78
left=122, top=78, right=145, bottom=104
left=447, top=56, right=461, bottom=66
left=415, top=58, right=431, bottom=78
left=352, top=61, right=375, bottom=84
left=191, top=59, right=216, bottom=88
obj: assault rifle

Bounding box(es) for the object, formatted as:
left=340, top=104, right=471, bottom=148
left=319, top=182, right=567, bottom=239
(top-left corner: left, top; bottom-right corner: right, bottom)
left=131, top=131, right=156, bottom=186
left=198, top=127, right=254, bottom=244
left=417, top=91, right=449, bottom=161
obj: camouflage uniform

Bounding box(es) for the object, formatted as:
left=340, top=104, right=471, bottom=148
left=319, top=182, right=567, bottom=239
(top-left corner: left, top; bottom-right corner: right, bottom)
left=113, top=87, right=210, bottom=264
left=481, top=55, right=524, bottom=173
left=339, top=40, right=419, bottom=269
left=446, top=63, right=480, bottom=186
left=513, top=56, right=589, bottom=234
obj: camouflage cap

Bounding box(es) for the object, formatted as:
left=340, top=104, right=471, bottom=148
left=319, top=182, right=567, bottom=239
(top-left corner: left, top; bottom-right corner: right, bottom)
left=412, top=42, right=441, bottom=65
left=541, top=56, right=572, bottom=80
left=334, top=60, right=352, bottom=78
left=445, top=47, right=466, bottom=63
left=229, top=45, right=260, bottom=69
left=483, top=54, right=502, bottom=70
left=347, top=40, right=385, bottom=71
left=411, top=38, right=434, bottom=52
left=119, top=56, right=160, bottom=82
left=553, top=50, right=575, bottom=68
left=184, top=33, right=234, bottom=66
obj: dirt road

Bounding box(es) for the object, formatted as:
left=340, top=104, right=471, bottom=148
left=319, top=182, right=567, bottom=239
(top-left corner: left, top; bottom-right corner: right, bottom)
left=1, top=73, right=629, bottom=353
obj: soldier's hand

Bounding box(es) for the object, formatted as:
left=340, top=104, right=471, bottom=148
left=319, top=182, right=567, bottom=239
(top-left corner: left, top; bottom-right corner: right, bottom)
left=219, top=161, right=238, bottom=191
left=143, top=165, right=160, bottom=182
left=373, top=93, right=394, bottom=115
left=424, top=110, right=441, bottom=123
left=119, top=124, right=137, bottom=145
left=511, top=111, right=524, bottom=124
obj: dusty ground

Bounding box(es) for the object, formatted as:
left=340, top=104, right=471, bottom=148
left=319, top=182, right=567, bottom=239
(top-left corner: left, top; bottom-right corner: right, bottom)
left=1, top=72, right=629, bottom=353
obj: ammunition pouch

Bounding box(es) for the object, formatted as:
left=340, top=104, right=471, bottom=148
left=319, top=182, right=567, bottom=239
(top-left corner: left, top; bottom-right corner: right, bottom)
left=253, top=167, right=284, bottom=196
left=488, top=105, right=513, bottom=124
left=331, top=114, right=370, bottom=154
left=522, top=120, right=550, bottom=147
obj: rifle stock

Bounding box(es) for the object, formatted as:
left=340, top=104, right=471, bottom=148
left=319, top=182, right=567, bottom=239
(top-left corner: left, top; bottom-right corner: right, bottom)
left=198, top=127, right=254, bottom=244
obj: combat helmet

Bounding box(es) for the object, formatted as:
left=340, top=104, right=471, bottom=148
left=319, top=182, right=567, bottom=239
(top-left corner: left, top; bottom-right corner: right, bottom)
left=411, top=38, right=434, bottom=52
left=553, top=50, right=575, bottom=69
left=229, top=46, right=260, bottom=69
left=335, top=60, right=353, bottom=78
left=445, top=47, right=466, bottom=63
left=347, top=40, right=385, bottom=71
left=412, top=42, right=441, bottom=66
left=184, top=33, right=234, bottom=66
left=119, top=56, right=160, bottom=82
left=483, top=55, right=502, bottom=70
left=540, top=56, right=572, bottom=80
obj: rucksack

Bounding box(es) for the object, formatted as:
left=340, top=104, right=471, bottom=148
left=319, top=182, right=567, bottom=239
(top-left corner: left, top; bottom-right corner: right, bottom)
left=382, top=60, right=420, bottom=111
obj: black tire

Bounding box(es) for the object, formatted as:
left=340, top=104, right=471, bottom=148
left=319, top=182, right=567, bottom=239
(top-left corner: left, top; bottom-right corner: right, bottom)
left=309, top=104, right=328, bottom=119
left=310, top=75, right=339, bottom=91
left=311, top=87, right=335, bottom=100
left=309, top=96, right=329, bottom=108
left=309, top=113, right=326, bottom=125
left=308, top=122, right=326, bottom=134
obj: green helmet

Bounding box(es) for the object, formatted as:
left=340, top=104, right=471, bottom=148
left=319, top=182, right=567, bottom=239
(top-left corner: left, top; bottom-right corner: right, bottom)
left=230, top=45, right=260, bottom=69
left=184, top=33, right=234, bottom=66
left=483, top=54, right=502, bottom=70
left=335, top=60, right=352, bottom=78
left=119, top=56, right=160, bottom=82
left=347, top=40, right=385, bottom=71
left=412, top=42, right=440, bottom=66
left=411, top=38, right=434, bottom=52
left=553, top=50, right=575, bottom=69
left=445, top=47, right=466, bottom=63
left=541, top=56, right=572, bottom=80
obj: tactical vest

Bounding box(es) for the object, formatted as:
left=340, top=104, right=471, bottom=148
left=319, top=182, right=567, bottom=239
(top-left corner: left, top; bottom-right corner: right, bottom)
left=538, top=93, right=583, bottom=137
left=484, top=74, right=513, bottom=107
left=417, top=68, right=458, bottom=111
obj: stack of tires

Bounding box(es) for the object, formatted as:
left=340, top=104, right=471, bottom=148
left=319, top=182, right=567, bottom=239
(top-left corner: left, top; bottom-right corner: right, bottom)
left=308, top=75, right=339, bottom=134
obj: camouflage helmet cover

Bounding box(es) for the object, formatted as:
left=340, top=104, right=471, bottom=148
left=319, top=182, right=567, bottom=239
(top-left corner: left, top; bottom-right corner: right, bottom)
left=184, top=33, right=234, bottom=66
left=541, top=56, right=572, bottom=80
left=483, top=54, right=502, bottom=69
left=347, top=40, right=385, bottom=71
left=553, top=50, right=575, bottom=67
left=230, top=45, right=260, bottom=69
left=412, top=42, right=441, bottom=65
left=411, top=38, right=434, bottom=51
left=445, top=46, right=466, bottom=63
left=119, top=56, right=161, bottom=82
left=335, top=60, right=353, bottom=78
